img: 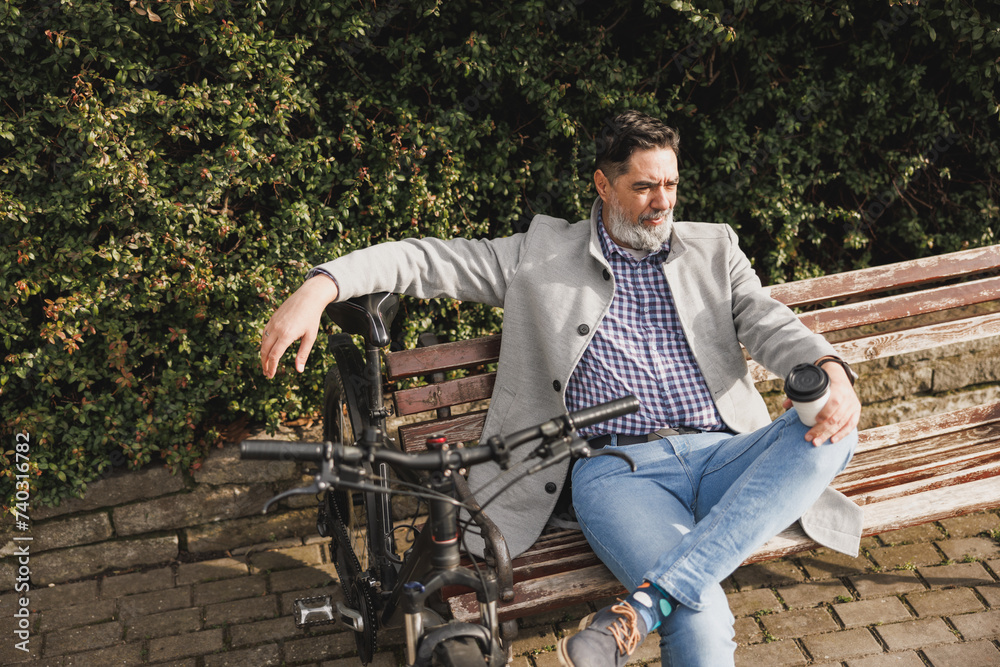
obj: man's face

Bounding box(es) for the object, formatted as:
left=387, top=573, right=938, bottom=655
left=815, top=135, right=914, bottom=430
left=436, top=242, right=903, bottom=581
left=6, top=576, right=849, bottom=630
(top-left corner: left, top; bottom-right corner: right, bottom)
left=595, top=147, right=679, bottom=251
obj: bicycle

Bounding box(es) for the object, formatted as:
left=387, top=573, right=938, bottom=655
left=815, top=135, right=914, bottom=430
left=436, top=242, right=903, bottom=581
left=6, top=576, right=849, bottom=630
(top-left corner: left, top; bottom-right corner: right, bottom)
left=241, top=292, right=640, bottom=665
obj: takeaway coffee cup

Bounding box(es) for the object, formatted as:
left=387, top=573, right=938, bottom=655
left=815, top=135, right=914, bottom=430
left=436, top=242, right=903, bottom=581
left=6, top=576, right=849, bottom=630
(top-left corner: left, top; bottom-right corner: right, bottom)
left=785, top=363, right=830, bottom=427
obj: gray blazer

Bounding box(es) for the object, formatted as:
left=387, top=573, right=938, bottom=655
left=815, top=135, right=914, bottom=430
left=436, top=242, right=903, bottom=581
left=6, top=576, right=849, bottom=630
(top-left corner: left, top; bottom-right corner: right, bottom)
left=317, top=200, right=863, bottom=558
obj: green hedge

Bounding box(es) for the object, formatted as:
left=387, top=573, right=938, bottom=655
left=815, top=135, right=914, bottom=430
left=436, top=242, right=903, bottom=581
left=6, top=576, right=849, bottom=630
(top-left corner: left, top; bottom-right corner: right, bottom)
left=2, top=0, right=999, bottom=507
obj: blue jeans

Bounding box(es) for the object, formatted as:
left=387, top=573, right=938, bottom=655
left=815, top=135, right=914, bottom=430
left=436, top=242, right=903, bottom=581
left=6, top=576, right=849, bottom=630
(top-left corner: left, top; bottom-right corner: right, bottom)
left=571, top=409, right=857, bottom=667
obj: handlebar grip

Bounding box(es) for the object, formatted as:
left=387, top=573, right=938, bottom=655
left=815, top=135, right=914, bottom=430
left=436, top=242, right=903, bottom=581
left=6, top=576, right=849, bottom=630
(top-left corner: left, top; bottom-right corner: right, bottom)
left=239, top=440, right=328, bottom=462
left=568, top=395, right=641, bottom=431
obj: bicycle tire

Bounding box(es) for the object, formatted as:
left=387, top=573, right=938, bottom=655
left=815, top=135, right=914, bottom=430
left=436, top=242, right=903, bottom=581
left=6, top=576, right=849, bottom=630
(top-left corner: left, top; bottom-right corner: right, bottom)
left=322, top=340, right=381, bottom=662
left=323, top=342, right=379, bottom=577
left=430, top=637, right=487, bottom=667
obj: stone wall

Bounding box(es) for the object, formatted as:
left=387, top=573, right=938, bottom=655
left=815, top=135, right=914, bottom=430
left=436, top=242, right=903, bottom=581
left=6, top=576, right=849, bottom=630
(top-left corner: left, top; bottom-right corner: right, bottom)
left=3, top=336, right=999, bottom=591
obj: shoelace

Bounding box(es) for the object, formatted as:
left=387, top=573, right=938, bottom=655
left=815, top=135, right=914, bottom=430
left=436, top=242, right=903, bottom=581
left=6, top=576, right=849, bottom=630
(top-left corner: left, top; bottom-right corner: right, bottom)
left=606, top=601, right=642, bottom=655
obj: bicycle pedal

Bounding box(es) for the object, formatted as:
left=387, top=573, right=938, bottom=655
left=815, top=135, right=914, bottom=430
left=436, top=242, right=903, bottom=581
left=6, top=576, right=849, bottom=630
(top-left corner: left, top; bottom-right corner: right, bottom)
left=336, top=601, right=366, bottom=632
left=292, top=595, right=336, bottom=629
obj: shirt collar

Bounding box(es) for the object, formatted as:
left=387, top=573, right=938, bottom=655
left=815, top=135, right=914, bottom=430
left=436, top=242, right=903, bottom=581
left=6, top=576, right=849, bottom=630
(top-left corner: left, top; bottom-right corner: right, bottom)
left=597, top=201, right=671, bottom=262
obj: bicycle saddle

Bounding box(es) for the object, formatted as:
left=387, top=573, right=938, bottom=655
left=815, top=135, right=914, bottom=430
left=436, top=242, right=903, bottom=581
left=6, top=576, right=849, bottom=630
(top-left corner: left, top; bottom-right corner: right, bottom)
left=325, top=292, right=399, bottom=348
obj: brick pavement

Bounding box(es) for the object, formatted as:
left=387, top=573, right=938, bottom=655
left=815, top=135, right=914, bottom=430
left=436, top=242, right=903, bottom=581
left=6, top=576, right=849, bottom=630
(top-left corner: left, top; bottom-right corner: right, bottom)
left=2, top=510, right=998, bottom=666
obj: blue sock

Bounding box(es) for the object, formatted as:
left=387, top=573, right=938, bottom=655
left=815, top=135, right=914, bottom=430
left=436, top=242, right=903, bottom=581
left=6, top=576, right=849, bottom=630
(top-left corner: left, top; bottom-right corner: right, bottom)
left=624, top=581, right=674, bottom=632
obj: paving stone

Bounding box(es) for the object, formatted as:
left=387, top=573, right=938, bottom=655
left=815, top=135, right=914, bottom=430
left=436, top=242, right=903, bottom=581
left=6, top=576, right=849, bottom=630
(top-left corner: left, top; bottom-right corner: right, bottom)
left=42, top=620, right=122, bottom=656
left=734, top=616, right=762, bottom=644
left=321, top=653, right=399, bottom=667
left=248, top=544, right=325, bottom=572
left=57, top=642, right=145, bottom=666
left=937, top=537, right=1000, bottom=562
left=230, top=616, right=307, bottom=647
left=874, top=617, right=958, bottom=651
left=203, top=594, right=278, bottom=626
left=868, top=543, right=942, bottom=570
left=949, top=608, right=1000, bottom=640
left=907, top=587, right=984, bottom=617
left=36, top=597, right=115, bottom=632
left=510, top=625, right=558, bottom=654
left=148, top=628, right=224, bottom=662
left=801, top=627, right=882, bottom=662
left=833, top=596, right=912, bottom=628
left=14, top=512, right=115, bottom=554
left=799, top=549, right=873, bottom=579
left=849, top=571, right=925, bottom=599
left=919, top=561, right=995, bottom=588
left=101, top=566, right=175, bottom=598
left=731, top=560, right=805, bottom=589
left=877, top=523, right=944, bottom=546
left=922, top=640, right=1000, bottom=666
left=113, top=485, right=274, bottom=536
left=26, top=579, right=98, bottom=611
left=176, top=558, right=249, bottom=586
left=268, top=563, right=338, bottom=593
left=127, top=607, right=202, bottom=640
left=735, top=638, right=808, bottom=666
left=939, top=512, right=1000, bottom=539
left=975, top=583, right=1000, bottom=606
left=118, top=586, right=192, bottom=620
left=33, top=466, right=186, bottom=520
left=727, top=587, right=781, bottom=616
left=776, top=579, right=852, bottom=609
left=283, top=631, right=358, bottom=662
left=760, top=607, right=838, bottom=638
left=185, top=508, right=315, bottom=554
left=194, top=442, right=298, bottom=484
left=846, top=651, right=927, bottom=666
left=31, top=535, right=179, bottom=585
left=202, top=643, right=282, bottom=666
left=192, top=574, right=267, bottom=605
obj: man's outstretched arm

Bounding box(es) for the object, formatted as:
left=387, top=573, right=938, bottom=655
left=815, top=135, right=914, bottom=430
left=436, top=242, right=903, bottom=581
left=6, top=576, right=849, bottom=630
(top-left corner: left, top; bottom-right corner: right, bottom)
left=260, top=273, right=339, bottom=379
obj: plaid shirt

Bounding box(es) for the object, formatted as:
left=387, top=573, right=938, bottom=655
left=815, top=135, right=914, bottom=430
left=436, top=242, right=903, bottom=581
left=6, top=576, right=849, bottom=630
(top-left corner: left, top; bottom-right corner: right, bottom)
left=564, top=210, right=727, bottom=436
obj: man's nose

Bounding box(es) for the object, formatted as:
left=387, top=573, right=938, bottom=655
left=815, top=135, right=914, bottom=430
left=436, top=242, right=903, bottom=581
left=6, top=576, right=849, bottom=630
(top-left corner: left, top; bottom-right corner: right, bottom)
left=650, top=187, right=670, bottom=210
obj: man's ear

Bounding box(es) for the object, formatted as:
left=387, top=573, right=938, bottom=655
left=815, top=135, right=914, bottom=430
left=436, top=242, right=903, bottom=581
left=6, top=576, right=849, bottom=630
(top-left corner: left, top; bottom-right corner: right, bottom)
left=594, top=169, right=610, bottom=200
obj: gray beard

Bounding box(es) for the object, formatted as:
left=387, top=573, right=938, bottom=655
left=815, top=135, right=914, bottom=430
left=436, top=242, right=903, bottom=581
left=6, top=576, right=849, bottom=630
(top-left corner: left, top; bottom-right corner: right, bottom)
left=604, top=197, right=674, bottom=251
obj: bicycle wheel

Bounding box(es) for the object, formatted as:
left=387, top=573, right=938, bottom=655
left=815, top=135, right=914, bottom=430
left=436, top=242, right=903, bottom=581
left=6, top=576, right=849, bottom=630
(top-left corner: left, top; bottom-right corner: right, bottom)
left=321, top=338, right=381, bottom=662
left=431, top=637, right=485, bottom=667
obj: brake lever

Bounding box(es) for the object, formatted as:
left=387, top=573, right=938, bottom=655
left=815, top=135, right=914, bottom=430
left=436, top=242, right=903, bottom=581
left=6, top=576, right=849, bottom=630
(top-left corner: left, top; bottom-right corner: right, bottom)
left=261, top=457, right=340, bottom=514
left=526, top=436, right=638, bottom=474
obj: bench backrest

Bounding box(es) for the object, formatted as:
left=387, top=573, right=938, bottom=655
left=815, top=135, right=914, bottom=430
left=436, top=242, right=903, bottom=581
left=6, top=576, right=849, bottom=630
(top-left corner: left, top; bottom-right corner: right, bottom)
left=384, top=244, right=1000, bottom=453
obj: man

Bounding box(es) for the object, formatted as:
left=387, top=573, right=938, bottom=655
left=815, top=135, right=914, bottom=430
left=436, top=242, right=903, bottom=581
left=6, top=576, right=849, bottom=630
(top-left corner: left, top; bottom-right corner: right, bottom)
left=260, top=111, right=862, bottom=667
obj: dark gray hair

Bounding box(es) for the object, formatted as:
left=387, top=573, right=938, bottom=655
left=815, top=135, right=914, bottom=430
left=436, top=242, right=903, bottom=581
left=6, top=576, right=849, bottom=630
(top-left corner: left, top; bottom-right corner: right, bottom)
left=595, top=111, right=680, bottom=182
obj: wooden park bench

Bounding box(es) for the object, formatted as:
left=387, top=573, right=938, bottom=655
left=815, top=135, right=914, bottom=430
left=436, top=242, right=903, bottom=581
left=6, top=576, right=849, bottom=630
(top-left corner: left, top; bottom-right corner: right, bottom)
left=378, top=243, right=1000, bottom=627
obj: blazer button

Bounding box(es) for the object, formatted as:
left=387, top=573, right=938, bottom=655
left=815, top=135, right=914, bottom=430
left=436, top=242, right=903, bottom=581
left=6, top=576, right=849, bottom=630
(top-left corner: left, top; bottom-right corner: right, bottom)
left=545, top=482, right=558, bottom=494
left=553, top=380, right=561, bottom=392
left=577, top=324, right=590, bottom=336
left=602, top=268, right=611, bottom=281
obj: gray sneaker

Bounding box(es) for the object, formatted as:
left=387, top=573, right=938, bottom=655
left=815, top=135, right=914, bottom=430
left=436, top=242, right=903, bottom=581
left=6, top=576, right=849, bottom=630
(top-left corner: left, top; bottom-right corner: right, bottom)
left=557, top=601, right=649, bottom=667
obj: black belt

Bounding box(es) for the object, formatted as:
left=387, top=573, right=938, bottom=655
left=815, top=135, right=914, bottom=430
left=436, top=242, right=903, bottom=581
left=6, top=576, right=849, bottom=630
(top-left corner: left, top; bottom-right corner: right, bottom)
left=588, top=427, right=703, bottom=449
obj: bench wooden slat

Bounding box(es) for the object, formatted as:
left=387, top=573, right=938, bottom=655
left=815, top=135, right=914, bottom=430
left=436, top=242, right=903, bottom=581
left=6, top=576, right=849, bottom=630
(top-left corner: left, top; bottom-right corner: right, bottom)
left=384, top=335, right=501, bottom=381
left=398, top=410, right=487, bottom=452
left=854, top=401, right=1000, bottom=454
left=767, top=244, right=1000, bottom=308
left=450, top=473, right=1000, bottom=623
left=394, top=373, right=496, bottom=417
left=845, top=460, right=1000, bottom=507
left=749, top=310, right=1000, bottom=381
left=798, top=276, right=1000, bottom=335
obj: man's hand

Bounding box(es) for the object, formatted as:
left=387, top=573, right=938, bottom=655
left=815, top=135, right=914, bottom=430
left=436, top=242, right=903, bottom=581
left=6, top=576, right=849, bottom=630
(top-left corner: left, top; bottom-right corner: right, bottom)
left=783, top=361, right=861, bottom=447
left=260, top=275, right=340, bottom=379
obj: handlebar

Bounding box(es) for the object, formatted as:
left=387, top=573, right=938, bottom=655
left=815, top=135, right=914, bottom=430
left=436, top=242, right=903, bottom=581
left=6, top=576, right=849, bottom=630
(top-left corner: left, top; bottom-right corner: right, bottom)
left=240, top=395, right=641, bottom=471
